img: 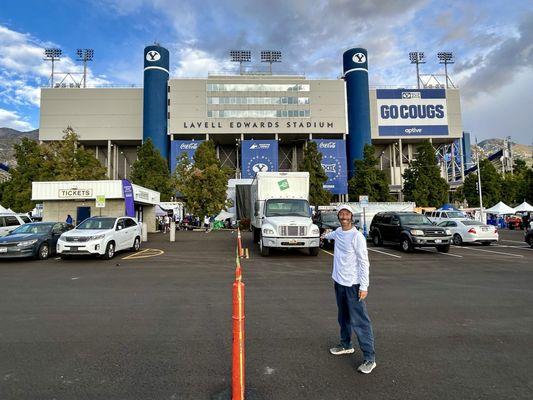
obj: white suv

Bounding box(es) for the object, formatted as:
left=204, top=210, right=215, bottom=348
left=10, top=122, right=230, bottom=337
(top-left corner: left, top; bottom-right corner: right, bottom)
left=426, top=210, right=467, bottom=225
left=57, top=216, right=142, bottom=259
left=0, top=214, right=32, bottom=237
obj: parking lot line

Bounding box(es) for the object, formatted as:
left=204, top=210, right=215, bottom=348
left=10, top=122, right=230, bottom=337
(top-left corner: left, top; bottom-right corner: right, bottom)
left=321, top=249, right=334, bottom=257
left=121, top=248, right=164, bottom=260
left=501, top=239, right=527, bottom=244
left=418, top=248, right=462, bottom=257
left=494, top=244, right=533, bottom=251
left=458, top=246, right=524, bottom=258
left=367, top=248, right=402, bottom=258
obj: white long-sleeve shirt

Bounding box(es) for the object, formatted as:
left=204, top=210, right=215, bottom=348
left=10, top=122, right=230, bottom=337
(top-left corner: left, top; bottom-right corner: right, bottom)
left=324, top=227, right=370, bottom=290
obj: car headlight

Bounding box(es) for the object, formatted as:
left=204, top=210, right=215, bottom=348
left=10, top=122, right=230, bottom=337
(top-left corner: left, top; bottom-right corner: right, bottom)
left=311, top=228, right=320, bottom=235
left=262, top=228, right=275, bottom=235
left=410, top=229, right=424, bottom=236
left=17, top=239, right=38, bottom=247
left=445, top=229, right=452, bottom=235
left=90, top=234, right=106, bottom=241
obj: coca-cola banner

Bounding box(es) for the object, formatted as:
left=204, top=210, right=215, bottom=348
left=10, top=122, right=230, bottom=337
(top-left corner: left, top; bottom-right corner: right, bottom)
left=312, top=139, right=348, bottom=195
left=170, top=140, right=204, bottom=172
left=241, top=140, right=278, bottom=178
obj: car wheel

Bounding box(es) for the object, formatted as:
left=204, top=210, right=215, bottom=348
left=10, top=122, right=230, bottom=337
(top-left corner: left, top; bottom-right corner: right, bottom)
left=482, top=241, right=491, bottom=246
left=372, top=232, right=382, bottom=246
left=103, top=241, right=115, bottom=260
left=400, top=237, right=413, bottom=252
left=37, top=243, right=49, bottom=260
left=259, top=236, right=270, bottom=257
left=437, top=244, right=450, bottom=253
left=453, top=234, right=463, bottom=246
left=132, top=236, right=141, bottom=251
left=309, top=247, right=319, bottom=256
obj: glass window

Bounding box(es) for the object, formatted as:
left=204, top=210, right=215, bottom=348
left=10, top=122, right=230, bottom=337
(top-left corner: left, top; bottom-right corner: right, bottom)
left=381, top=215, right=391, bottom=224
left=116, top=219, right=125, bottom=230
left=77, top=217, right=116, bottom=230
left=447, top=211, right=464, bottom=218
left=125, top=218, right=137, bottom=228
left=442, top=212, right=448, bottom=218
left=20, top=215, right=31, bottom=223
left=265, top=199, right=311, bottom=217
left=398, top=214, right=433, bottom=225
left=206, top=83, right=311, bottom=92
left=448, top=221, right=457, bottom=227
left=5, top=216, right=20, bottom=226
left=462, top=220, right=484, bottom=226
left=0, top=217, right=5, bottom=227
left=12, top=223, right=54, bottom=234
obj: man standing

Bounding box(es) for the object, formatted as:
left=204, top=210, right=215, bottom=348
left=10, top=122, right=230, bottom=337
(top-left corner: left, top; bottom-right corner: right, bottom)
left=322, top=204, right=376, bottom=374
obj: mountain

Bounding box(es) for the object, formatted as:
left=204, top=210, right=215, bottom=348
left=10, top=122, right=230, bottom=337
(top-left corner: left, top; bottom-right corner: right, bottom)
left=472, top=138, right=532, bottom=167
left=0, top=128, right=39, bottom=166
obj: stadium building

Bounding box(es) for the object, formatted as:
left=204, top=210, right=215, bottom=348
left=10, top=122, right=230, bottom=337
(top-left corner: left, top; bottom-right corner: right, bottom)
left=39, top=45, right=470, bottom=200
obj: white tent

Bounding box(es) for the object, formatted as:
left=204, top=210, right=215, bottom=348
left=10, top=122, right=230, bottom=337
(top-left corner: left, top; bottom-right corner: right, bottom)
left=485, top=201, right=516, bottom=215
left=0, top=204, right=8, bottom=213
left=215, top=210, right=235, bottom=221
left=513, top=201, right=533, bottom=212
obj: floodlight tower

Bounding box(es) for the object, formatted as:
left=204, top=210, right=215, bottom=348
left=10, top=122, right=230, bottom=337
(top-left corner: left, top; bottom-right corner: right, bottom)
left=409, top=51, right=425, bottom=89
left=261, top=50, right=282, bottom=74
left=43, top=48, right=62, bottom=87
left=76, top=49, right=94, bottom=88
left=437, top=51, right=455, bottom=88
left=229, top=50, right=251, bottom=74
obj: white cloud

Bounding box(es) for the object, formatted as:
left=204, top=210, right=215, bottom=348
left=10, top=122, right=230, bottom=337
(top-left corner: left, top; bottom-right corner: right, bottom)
left=0, top=108, right=34, bottom=131
left=172, top=48, right=234, bottom=77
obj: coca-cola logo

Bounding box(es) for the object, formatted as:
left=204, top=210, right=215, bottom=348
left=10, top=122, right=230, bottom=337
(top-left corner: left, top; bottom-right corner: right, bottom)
left=319, top=142, right=336, bottom=149
left=180, top=143, right=198, bottom=150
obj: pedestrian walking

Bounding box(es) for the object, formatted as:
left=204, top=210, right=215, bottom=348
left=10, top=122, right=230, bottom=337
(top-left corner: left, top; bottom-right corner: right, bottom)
left=322, top=204, right=376, bottom=374
left=66, top=214, right=73, bottom=225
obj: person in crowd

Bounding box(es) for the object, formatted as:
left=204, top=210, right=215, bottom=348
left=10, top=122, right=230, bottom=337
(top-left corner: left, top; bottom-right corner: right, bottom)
left=321, top=204, right=376, bottom=374
left=66, top=214, right=73, bottom=225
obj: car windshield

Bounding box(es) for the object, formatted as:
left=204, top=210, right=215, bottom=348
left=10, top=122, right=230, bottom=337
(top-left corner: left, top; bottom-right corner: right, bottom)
left=399, top=214, right=433, bottom=225
left=11, top=223, right=53, bottom=234
left=265, top=199, right=311, bottom=217
left=462, top=220, right=484, bottom=226
left=77, top=218, right=116, bottom=230
left=446, top=211, right=465, bottom=218
left=321, top=213, right=339, bottom=223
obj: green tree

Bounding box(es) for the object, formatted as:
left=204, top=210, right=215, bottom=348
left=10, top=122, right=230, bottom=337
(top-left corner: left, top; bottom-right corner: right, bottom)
left=174, top=140, right=231, bottom=217
left=299, top=141, right=331, bottom=207
left=348, top=144, right=392, bottom=202
left=129, top=138, right=175, bottom=201
left=402, top=140, right=448, bottom=207
left=462, top=159, right=502, bottom=207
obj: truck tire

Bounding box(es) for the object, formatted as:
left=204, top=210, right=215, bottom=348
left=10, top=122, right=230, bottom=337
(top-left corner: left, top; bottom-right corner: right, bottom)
left=259, top=236, right=270, bottom=257
left=437, top=244, right=450, bottom=253
left=309, top=247, right=319, bottom=256
left=372, top=231, right=382, bottom=246
left=400, top=236, right=413, bottom=252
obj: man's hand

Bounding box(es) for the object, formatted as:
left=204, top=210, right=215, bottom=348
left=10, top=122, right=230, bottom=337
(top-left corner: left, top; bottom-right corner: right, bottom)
left=321, top=228, right=332, bottom=239
left=358, top=290, right=368, bottom=301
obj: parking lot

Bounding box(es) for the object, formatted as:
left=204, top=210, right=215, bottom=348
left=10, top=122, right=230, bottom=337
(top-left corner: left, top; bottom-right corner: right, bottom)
left=0, top=229, right=532, bottom=399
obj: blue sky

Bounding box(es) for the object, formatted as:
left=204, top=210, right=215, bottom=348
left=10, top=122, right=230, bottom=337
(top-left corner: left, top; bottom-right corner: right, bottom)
left=0, top=0, right=532, bottom=144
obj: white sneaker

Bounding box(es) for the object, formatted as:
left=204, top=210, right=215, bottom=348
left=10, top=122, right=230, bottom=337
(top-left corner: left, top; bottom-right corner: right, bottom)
left=329, top=344, right=355, bottom=355
left=357, top=360, right=376, bottom=374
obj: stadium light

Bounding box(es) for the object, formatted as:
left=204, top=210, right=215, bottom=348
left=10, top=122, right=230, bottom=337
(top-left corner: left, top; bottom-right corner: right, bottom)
left=437, top=51, right=455, bottom=88
left=76, top=48, right=95, bottom=88
left=260, top=50, right=282, bottom=74
left=409, top=51, right=425, bottom=89
left=230, top=50, right=251, bottom=74
left=43, top=48, right=62, bottom=87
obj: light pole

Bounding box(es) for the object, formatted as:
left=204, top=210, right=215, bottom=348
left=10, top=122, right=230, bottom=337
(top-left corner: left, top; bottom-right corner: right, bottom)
left=76, top=48, right=94, bottom=88
left=229, top=50, right=251, bottom=75
left=261, top=50, right=282, bottom=74
left=409, top=51, right=425, bottom=89
left=475, top=137, right=484, bottom=222
left=44, top=48, right=62, bottom=87
left=437, top=52, right=455, bottom=88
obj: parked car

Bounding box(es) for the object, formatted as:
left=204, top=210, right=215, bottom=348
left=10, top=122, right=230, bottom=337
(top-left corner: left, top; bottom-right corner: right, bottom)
left=525, top=228, right=533, bottom=248
left=425, top=210, right=467, bottom=225
left=370, top=212, right=452, bottom=252
left=438, top=220, right=498, bottom=246
left=0, top=222, right=72, bottom=259
left=0, top=214, right=32, bottom=237
left=315, top=211, right=341, bottom=248
left=57, top=216, right=142, bottom=259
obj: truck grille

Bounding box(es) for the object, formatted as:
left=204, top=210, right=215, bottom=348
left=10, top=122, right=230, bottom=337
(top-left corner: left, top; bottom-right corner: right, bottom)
left=279, top=226, right=306, bottom=236
left=423, top=229, right=447, bottom=236
left=64, top=236, right=91, bottom=242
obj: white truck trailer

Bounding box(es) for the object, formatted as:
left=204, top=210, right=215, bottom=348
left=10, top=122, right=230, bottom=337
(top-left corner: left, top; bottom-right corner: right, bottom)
left=250, top=172, right=320, bottom=256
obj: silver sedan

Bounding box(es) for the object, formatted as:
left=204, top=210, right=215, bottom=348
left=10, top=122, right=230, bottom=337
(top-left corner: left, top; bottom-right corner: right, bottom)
left=438, top=220, right=498, bottom=246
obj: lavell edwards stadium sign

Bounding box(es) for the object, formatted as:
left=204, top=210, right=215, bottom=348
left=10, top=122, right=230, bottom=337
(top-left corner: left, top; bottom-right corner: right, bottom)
left=182, top=121, right=335, bottom=129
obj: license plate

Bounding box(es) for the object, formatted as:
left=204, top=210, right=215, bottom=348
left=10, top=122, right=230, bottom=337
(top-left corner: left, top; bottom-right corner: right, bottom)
left=0, top=247, right=7, bottom=253
left=67, top=246, right=79, bottom=251
left=482, top=228, right=488, bottom=232
left=288, top=239, right=297, bottom=244
left=434, top=239, right=442, bottom=243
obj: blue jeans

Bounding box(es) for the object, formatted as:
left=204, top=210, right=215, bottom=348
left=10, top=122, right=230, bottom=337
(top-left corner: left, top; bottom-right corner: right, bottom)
left=334, top=282, right=375, bottom=362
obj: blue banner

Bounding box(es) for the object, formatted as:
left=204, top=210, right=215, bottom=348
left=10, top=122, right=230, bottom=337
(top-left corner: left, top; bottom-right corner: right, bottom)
left=313, top=139, right=348, bottom=195
left=170, top=140, right=204, bottom=172
left=121, top=179, right=135, bottom=217
left=241, top=140, right=278, bottom=178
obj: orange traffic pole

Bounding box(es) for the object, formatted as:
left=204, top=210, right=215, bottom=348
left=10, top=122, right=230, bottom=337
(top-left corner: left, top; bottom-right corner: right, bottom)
left=237, top=228, right=244, bottom=258
left=232, top=257, right=245, bottom=400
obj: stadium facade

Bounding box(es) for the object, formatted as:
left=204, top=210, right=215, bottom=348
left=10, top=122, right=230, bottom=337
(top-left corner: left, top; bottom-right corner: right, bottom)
left=39, top=45, right=470, bottom=200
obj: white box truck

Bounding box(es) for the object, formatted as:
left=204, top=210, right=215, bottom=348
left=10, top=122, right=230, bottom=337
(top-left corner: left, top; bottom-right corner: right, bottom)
left=250, top=172, right=320, bottom=256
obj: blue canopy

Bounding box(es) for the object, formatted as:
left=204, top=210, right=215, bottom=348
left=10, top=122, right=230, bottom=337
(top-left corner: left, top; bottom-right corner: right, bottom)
left=437, top=203, right=460, bottom=211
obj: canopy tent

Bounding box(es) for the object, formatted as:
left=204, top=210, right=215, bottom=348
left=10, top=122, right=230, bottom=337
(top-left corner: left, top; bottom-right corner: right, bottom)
left=5, top=208, right=15, bottom=214
left=0, top=204, right=8, bottom=213
left=513, top=201, right=533, bottom=212
left=215, top=210, right=235, bottom=221
left=485, top=201, right=516, bottom=215
left=437, top=203, right=460, bottom=211
left=155, top=204, right=167, bottom=217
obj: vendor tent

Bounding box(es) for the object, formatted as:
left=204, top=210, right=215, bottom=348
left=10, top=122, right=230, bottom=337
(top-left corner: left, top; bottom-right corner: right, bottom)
left=485, top=201, right=516, bottom=215
left=215, top=210, right=235, bottom=221
left=438, top=203, right=460, bottom=211
left=0, top=204, right=8, bottom=213
left=513, top=201, right=533, bottom=212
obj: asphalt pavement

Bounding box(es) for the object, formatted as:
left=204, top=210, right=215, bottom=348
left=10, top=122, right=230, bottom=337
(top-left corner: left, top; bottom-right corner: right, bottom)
left=0, top=229, right=532, bottom=399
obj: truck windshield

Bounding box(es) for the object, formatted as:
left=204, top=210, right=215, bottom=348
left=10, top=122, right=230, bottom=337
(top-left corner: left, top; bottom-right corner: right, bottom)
left=265, top=199, right=310, bottom=217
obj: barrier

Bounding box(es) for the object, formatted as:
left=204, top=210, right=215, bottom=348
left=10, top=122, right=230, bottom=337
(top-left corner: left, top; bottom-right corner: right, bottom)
left=237, top=228, right=244, bottom=257
left=170, top=221, right=176, bottom=242
left=142, top=222, right=148, bottom=242
left=232, top=256, right=245, bottom=400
